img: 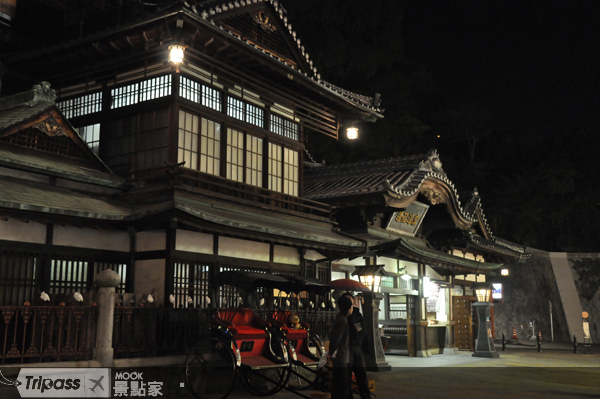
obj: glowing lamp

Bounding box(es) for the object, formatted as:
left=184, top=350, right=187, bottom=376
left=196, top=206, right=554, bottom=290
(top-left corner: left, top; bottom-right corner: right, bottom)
left=473, top=282, right=492, bottom=302
left=346, top=127, right=358, bottom=140
left=169, top=45, right=185, bottom=64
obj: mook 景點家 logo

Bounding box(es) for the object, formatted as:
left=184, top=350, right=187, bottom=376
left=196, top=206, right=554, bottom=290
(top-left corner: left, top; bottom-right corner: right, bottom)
left=16, top=368, right=110, bottom=398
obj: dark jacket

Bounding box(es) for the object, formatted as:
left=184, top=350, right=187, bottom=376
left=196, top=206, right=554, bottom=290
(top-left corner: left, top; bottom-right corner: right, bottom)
left=348, top=307, right=370, bottom=355
left=329, top=312, right=350, bottom=365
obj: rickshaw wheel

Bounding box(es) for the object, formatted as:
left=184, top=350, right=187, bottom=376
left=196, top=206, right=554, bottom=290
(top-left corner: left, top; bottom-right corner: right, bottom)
left=237, top=340, right=292, bottom=396
left=289, top=333, right=325, bottom=390
left=186, top=336, right=238, bottom=399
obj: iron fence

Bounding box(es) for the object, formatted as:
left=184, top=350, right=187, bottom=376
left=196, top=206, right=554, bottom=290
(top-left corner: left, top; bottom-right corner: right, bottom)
left=0, top=305, right=96, bottom=364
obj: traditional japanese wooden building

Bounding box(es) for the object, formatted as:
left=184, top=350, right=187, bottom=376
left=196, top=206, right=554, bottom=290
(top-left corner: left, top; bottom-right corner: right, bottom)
left=0, top=0, right=382, bottom=311
left=304, top=150, right=529, bottom=356
left=0, top=0, right=529, bottom=363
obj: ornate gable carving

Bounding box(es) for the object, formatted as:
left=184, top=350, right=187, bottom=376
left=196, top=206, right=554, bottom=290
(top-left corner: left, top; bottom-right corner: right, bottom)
left=33, top=116, right=65, bottom=137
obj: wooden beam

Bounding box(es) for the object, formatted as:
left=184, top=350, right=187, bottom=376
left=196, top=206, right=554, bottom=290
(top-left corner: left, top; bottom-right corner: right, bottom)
left=216, top=43, right=230, bottom=54
left=141, top=30, right=149, bottom=50
left=92, top=42, right=108, bottom=55
left=109, top=41, right=121, bottom=52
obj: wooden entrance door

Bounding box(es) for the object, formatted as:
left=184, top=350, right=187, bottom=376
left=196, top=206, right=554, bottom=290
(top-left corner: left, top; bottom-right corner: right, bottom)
left=453, top=296, right=475, bottom=351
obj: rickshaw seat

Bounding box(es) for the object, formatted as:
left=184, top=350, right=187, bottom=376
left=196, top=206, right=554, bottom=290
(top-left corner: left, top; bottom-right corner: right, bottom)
left=217, top=308, right=269, bottom=338
left=269, top=310, right=310, bottom=340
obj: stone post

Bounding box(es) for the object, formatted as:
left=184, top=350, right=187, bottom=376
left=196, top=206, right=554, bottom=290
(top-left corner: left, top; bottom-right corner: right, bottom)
left=472, top=302, right=500, bottom=358
left=363, top=292, right=391, bottom=372
left=94, top=269, right=120, bottom=367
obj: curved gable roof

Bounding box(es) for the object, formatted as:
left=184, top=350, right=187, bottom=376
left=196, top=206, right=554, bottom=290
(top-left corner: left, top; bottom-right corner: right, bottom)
left=304, top=149, right=529, bottom=260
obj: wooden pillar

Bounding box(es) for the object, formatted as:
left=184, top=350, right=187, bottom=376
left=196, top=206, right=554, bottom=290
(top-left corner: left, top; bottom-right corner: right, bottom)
left=164, top=218, right=177, bottom=307
left=414, top=262, right=429, bottom=357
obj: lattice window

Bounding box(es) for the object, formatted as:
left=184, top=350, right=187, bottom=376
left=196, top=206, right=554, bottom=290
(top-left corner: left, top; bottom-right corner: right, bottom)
left=180, top=76, right=202, bottom=104
left=226, top=128, right=244, bottom=183
left=179, top=76, right=222, bottom=112
left=268, top=142, right=282, bottom=192
left=77, top=123, right=101, bottom=155
left=202, top=85, right=221, bottom=112
left=246, top=103, right=263, bottom=127
left=200, top=117, right=221, bottom=176
left=270, top=114, right=299, bottom=141
left=227, top=97, right=264, bottom=128
left=283, top=148, right=299, bottom=196
left=0, top=252, right=39, bottom=306
left=173, top=261, right=212, bottom=309
left=227, top=97, right=245, bottom=121
left=111, top=75, right=171, bottom=109
left=246, top=134, right=263, bottom=187
left=49, top=258, right=127, bottom=295
left=140, top=75, right=171, bottom=102
left=111, top=82, right=139, bottom=109
left=57, top=92, right=103, bottom=119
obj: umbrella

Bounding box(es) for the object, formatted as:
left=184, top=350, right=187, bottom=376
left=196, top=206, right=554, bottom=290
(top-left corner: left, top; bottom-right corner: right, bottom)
left=329, top=278, right=371, bottom=292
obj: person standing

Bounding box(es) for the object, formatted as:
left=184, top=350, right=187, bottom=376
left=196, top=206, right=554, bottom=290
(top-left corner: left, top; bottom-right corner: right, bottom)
left=328, top=295, right=354, bottom=399
left=342, top=292, right=371, bottom=399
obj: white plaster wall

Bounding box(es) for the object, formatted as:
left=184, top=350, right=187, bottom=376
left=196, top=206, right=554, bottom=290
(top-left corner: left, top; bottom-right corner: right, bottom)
left=0, top=218, right=46, bottom=244
left=134, top=259, right=165, bottom=302
left=219, top=237, right=269, bottom=261
left=304, top=250, right=325, bottom=261
left=54, top=225, right=129, bottom=251
left=137, top=231, right=166, bottom=251
left=425, top=266, right=444, bottom=280
left=273, top=245, right=299, bottom=265
left=176, top=230, right=213, bottom=254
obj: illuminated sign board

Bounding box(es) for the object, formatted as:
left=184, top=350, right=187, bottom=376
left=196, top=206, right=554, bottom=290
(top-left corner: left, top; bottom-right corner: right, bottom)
left=386, top=201, right=429, bottom=236
left=492, top=283, right=503, bottom=299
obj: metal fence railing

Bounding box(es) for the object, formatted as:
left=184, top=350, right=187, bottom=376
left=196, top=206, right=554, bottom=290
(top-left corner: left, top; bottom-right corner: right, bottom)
left=0, top=305, right=97, bottom=364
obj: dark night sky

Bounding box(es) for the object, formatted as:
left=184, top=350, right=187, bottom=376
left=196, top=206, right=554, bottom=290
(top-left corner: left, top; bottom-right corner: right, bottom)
left=400, top=1, right=600, bottom=137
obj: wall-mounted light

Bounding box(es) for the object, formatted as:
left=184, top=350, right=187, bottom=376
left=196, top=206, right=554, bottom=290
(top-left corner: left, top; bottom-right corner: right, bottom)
left=169, top=45, right=185, bottom=73
left=346, top=126, right=359, bottom=140
left=169, top=45, right=185, bottom=64
left=500, top=268, right=509, bottom=276
left=401, top=273, right=412, bottom=281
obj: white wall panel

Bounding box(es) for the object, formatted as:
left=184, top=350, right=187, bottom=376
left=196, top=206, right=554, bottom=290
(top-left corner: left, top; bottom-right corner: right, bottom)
left=54, top=225, right=129, bottom=251
left=0, top=218, right=46, bottom=244
left=273, top=245, right=299, bottom=265
left=137, top=230, right=166, bottom=251
left=219, top=237, right=269, bottom=261
left=176, top=230, right=213, bottom=254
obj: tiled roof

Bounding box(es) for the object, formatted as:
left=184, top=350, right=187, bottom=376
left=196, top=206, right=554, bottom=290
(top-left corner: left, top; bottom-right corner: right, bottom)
left=304, top=149, right=529, bottom=258
left=0, top=177, right=131, bottom=220
left=187, top=1, right=383, bottom=114
left=0, top=82, right=57, bottom=131
left=304, top=150, right=456, bottom=204
left=304, top=150, right=481, bottom=224
left=0, top=144, right=124, bottom=187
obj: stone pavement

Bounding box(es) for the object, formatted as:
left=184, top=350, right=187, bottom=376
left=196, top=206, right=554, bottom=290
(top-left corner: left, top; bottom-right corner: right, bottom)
left=0, top=343, right=598, bottom=399
left=271, top=343, right=600, bottom=399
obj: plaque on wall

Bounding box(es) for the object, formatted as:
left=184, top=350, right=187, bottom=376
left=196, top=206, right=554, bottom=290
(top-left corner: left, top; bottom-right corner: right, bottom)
left=386, top=201, right=429, bottom=236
